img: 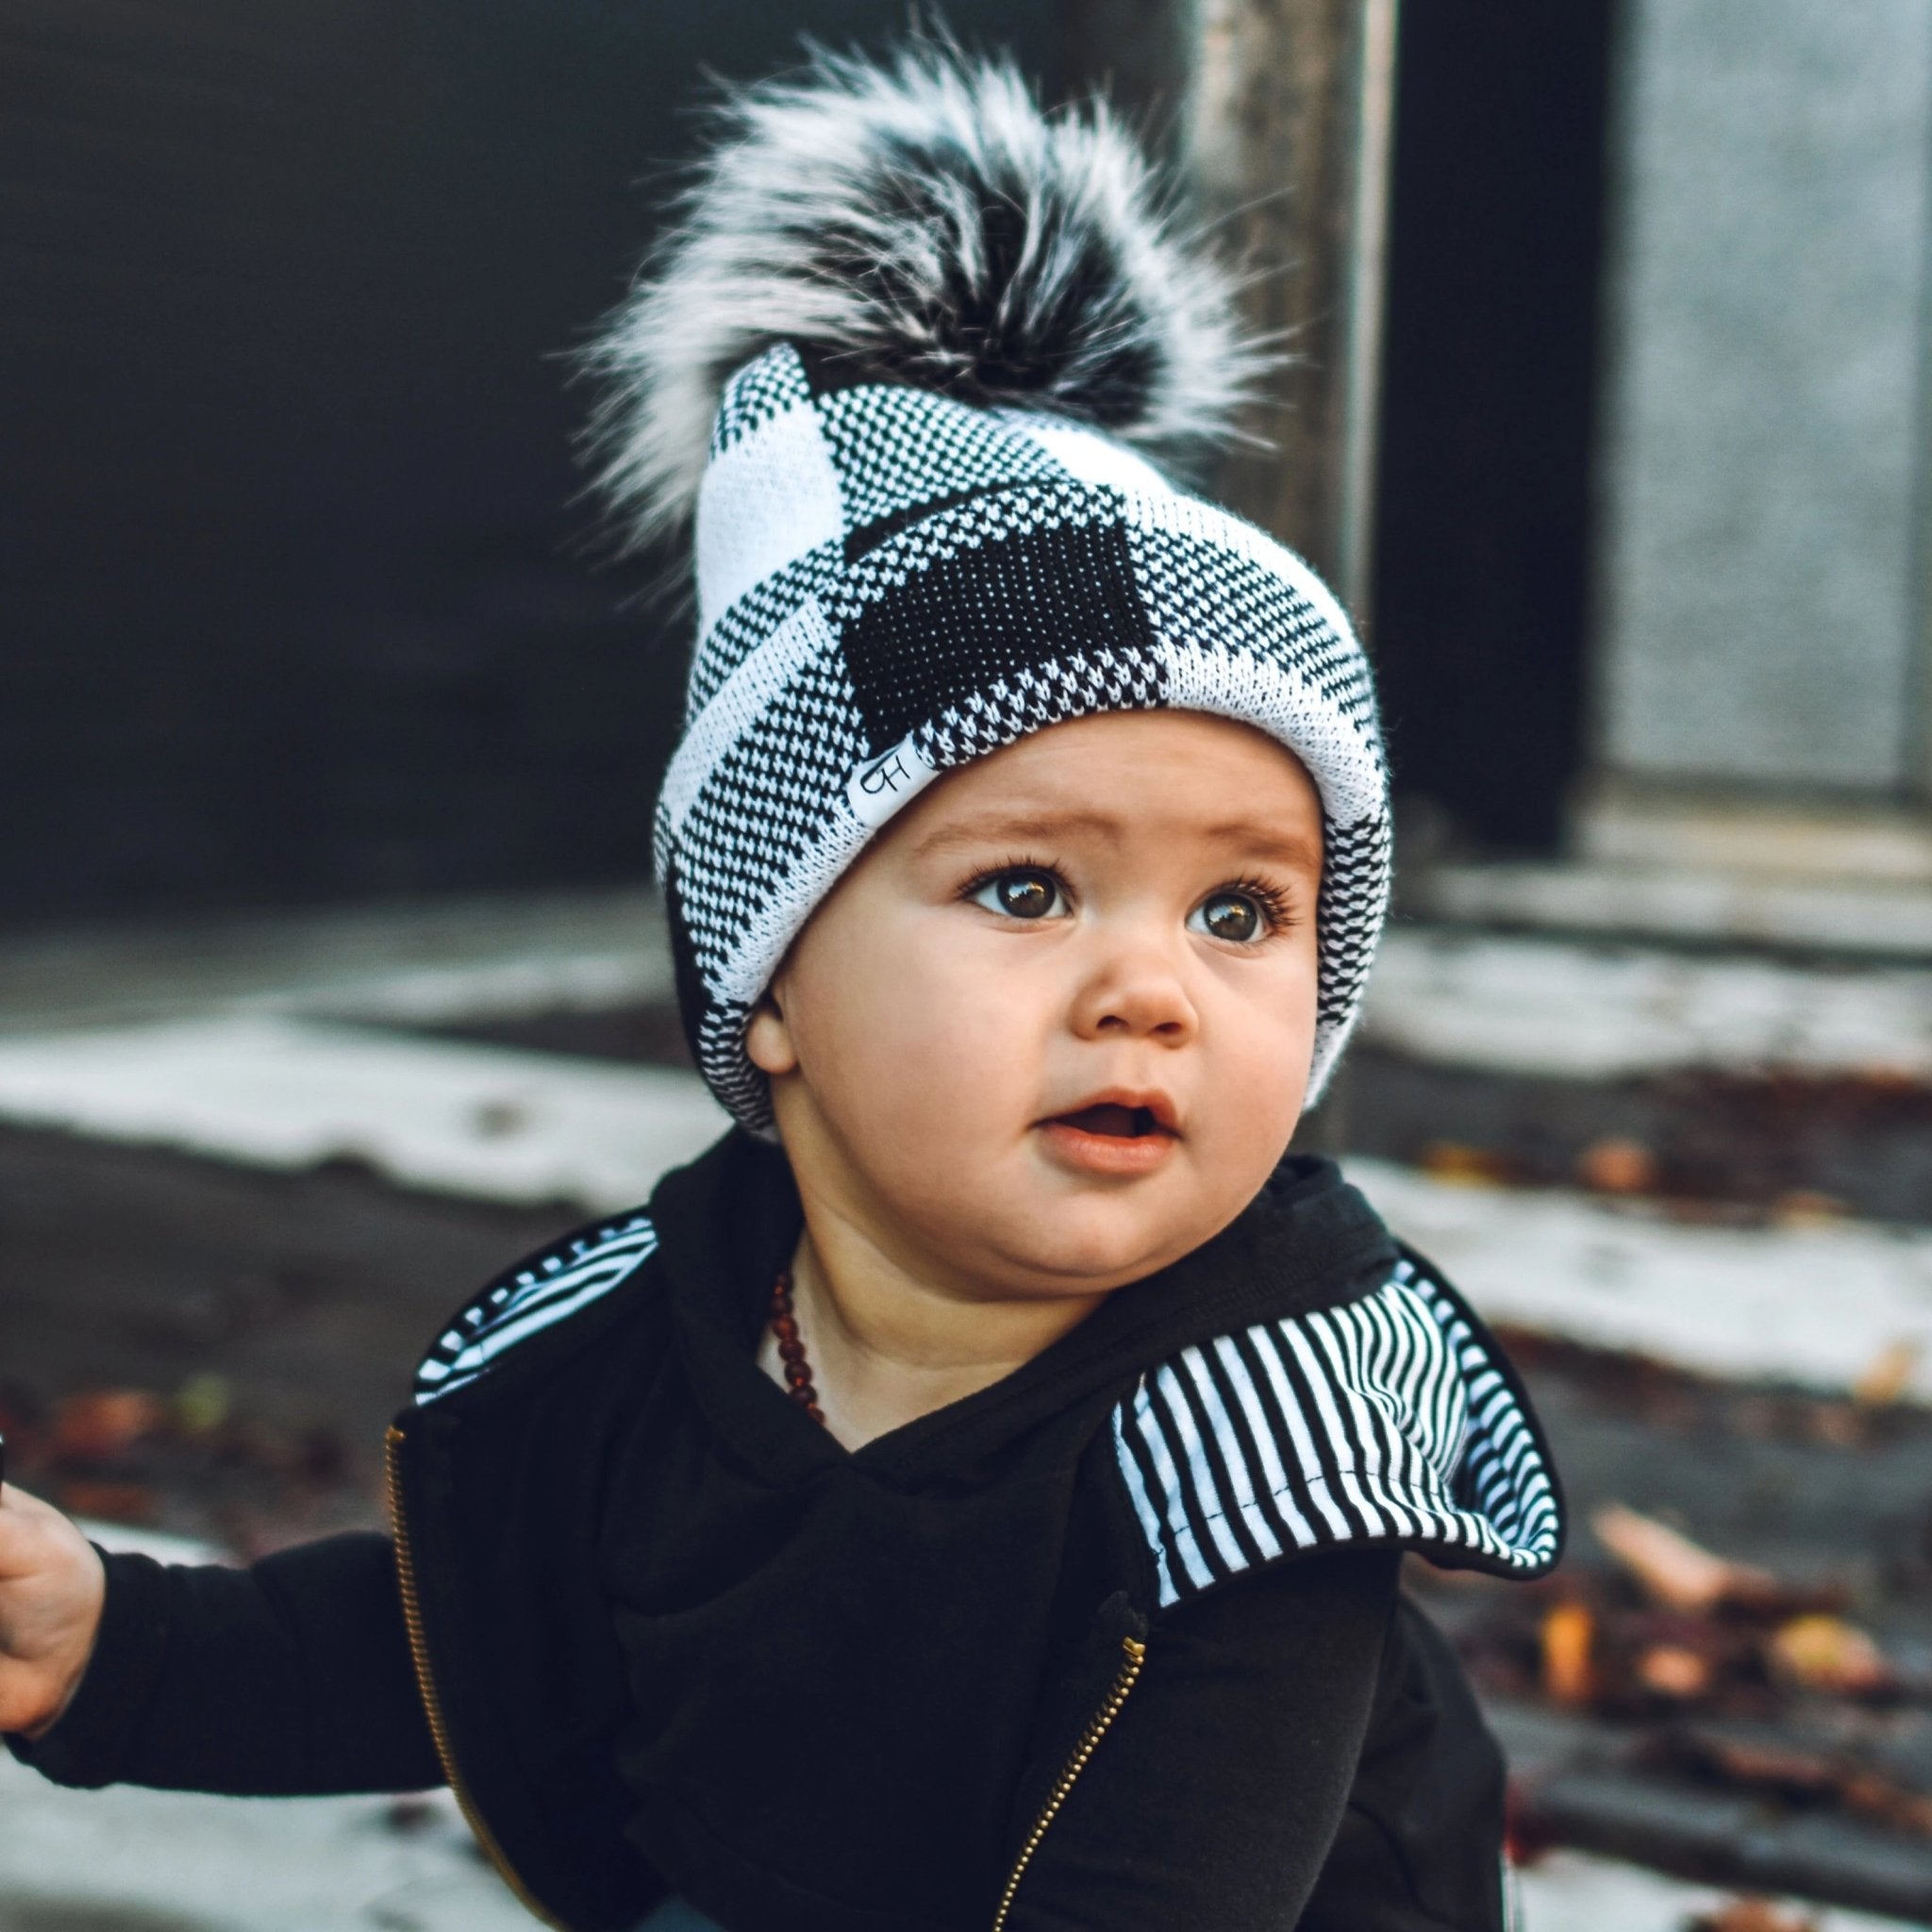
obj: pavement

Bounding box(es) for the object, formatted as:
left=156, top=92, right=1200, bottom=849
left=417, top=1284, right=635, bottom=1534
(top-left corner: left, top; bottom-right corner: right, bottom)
left=0, top=1760, right=530, bottom=1932
left=0, top=1015, right=728, bottom=1211
left=1364, top=925, right=1932, bottom=1081
left=1406, top=856, right=1932, bottom=958
left=0, top=891, right=673, bottom=1037
left=1510, top=1850, right=1920, bottom=1930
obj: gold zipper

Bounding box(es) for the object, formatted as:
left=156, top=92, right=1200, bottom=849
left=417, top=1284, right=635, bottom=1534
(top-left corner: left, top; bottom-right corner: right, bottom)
left=384, top=1424, right=567, bottom=1931
left=991, top=1634, right=1147, bottom=1932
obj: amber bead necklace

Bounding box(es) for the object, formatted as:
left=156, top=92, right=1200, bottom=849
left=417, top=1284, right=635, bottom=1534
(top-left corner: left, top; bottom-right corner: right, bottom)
left=769, top=1269, right=827, bottom=1426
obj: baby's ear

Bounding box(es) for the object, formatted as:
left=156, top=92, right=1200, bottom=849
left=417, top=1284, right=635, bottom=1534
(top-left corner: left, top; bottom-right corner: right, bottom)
left=744, top=988, right=798, bottom=1077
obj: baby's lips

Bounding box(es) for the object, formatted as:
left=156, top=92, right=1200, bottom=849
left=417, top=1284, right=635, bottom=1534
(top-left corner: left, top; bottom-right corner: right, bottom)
left=1041, top=1092, right=1181, bottom=1140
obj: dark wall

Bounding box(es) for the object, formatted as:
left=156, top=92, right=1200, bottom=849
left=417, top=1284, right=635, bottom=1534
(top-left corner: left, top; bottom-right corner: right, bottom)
left=1370, top=0, right=1616, bottom=855
left=0, top=2, right=1061, bottom=925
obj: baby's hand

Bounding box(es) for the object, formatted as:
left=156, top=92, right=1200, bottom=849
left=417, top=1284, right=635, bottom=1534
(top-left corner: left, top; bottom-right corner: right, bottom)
left=0, top=1443, right=107, bottom=1740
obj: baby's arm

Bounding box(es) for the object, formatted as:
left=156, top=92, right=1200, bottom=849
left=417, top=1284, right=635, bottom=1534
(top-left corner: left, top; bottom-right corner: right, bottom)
left=1006, top=1546, right=1507, bottom=1932
left=1, top=1474, right=441, bottom=1797
left=1296, top=1593, right=1510, bottom=1931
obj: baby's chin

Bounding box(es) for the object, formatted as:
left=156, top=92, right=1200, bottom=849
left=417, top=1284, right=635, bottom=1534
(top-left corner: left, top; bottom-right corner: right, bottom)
left=859, top=1122, right=1288, bottom=1296
left=954, top=1189, right=1237, bottom=1299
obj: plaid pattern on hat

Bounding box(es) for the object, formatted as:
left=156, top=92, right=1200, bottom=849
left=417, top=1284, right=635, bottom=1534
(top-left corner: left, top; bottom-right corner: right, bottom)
left=657, top=343, right=1391, bottom=1132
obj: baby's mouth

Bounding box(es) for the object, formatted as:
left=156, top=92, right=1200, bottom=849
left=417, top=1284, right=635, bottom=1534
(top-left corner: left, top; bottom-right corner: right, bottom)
left=1051, top=1103, right=1169, bottom=1141
left=1039, top=1094, right=1180, bottom=1173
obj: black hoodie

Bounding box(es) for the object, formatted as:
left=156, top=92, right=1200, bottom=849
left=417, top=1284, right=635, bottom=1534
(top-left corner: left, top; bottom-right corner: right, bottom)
left=11, top=1132, right=1562, bottom=1932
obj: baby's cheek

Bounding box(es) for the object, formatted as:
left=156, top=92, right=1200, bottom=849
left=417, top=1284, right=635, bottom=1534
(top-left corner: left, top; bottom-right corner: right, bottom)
left=1205, top=1005, right=1315, bottom=1150
left=827, top=991, right=1018, bottom=1155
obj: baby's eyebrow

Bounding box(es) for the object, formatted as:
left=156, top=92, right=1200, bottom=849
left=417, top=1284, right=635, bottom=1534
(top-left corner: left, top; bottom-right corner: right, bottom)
left=909, top=811, right=1121, bottom=857
left=1203, top=824, right=1324, bottom=874
left=910, top=811, right=1322, bottom=873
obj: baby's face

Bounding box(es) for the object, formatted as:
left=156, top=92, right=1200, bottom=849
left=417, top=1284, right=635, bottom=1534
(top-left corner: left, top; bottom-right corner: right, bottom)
left=747, top=710, right=1324, bottom=1302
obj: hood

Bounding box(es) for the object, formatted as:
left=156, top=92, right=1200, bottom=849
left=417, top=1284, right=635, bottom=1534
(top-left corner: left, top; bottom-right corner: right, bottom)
left=410, top=1129, right=1561, bottom=1596
left=1111, top=1247, right=1563, bottom=1605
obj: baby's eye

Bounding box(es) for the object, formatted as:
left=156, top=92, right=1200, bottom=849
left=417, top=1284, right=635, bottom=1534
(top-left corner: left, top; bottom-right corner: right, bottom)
left=971, top=868, right=1067, bottom=921
left=1190, top=891, right=1268, bottom=944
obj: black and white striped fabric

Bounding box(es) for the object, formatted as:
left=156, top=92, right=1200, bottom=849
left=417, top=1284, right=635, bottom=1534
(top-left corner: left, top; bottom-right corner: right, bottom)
left=658, top=341, right=1392, bottom=1133
left=414, top=1214, right=659, bottom=1406
left=1112, top=1256, right=1561, bottom=1606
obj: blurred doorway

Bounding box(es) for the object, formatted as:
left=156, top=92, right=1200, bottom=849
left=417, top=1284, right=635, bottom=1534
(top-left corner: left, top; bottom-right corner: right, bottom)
left=1370, top=0, right=1618, bottom=857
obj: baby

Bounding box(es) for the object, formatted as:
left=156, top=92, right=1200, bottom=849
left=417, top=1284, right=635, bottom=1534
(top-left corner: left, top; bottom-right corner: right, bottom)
left=0, top=44, right=1561, bottom=1932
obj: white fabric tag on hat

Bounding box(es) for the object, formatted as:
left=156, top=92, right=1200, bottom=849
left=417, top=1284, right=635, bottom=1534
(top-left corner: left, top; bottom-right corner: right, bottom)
left=845, top=734, right=939, bottom=828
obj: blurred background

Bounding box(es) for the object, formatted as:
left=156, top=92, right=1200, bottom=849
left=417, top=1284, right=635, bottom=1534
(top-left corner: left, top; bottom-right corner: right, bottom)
left=4, top=3, right=1932, bottom=1928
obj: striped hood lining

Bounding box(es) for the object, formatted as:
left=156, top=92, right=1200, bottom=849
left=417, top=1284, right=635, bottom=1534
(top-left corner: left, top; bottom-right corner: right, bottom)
left=413, top=1214, right=659, bottom=1406
left=1112, top=1256, right=1563, bottom=1607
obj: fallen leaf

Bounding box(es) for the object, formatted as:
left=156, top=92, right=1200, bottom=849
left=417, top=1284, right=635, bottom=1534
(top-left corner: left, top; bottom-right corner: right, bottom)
left=1685, top=1901, right=1818, bottom=1932
left=56, top=1478, right=158, bottom=1524
left=1419, top=1141, right=1512, bottom=1188
left=1541, top=1599, right=1595, bottom=1707
left=1765, top=1613, right=1893, bottom=1697
left=1853, top=1339, right=1921, bottom=1408
left=1660, top=1721, right=1932, bottom=1840
left=174, top=1373, right=232, bottom=1434
left=1840, top=1768, right=1932, bottom=1837
left=1636, top=1642, right=1713, bottom=1700
left=1771, top=1191, right=1849, bottom=1227
left=1577, top=1137, right=1658, bottom=1195
left=53, top=1390, right=169, bottom=1461
left=1592, top=1503, right=1776, bottom=1614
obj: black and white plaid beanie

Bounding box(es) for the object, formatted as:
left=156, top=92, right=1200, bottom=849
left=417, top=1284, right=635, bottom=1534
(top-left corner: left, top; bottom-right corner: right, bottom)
left=587, top=44, right=1391, bottom=1134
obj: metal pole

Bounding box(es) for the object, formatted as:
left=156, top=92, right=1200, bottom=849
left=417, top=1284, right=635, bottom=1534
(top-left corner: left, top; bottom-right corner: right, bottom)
left=1338, top=0, right=1402, bottom=627
left=1059, top=0, right=1403, bottom=603
left=1063, top=1, right=1404, bottom=1154
left=1180, top=0, right=1401, bottom=620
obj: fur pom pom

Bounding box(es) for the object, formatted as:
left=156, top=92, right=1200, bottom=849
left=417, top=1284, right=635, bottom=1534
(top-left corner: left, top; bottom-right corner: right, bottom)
left=582, top=40, right=1268, bottom=547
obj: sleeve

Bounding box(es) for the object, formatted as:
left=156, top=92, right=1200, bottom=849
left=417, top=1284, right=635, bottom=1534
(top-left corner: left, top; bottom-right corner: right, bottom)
left=1001, top=1545, right=1402, bottom=1932
left=1296, top=1595, right=1509, bottom=1932
left=5, top=1530, right=445, bottom=1797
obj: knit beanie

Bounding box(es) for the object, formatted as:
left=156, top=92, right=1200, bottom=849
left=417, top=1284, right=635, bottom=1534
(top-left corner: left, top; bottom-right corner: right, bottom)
left=587, top=43, right=1391, bottom=1134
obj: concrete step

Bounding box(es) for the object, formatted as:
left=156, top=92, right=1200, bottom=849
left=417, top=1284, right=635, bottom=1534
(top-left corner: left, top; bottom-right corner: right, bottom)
left=1345, top=927, right=1932, bottom=1224
left=0, top=891, right=672, bottom=1038
left=1364, top=928, right=1932, bottom=1083
left=0, top=1757, right=530, bottom=1932
left=1513, top=1846, right=1920, bottom=1931
left=1404, top=858, right=1932, bottom=959
left=0, top=1016, right=725, bottom=1214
